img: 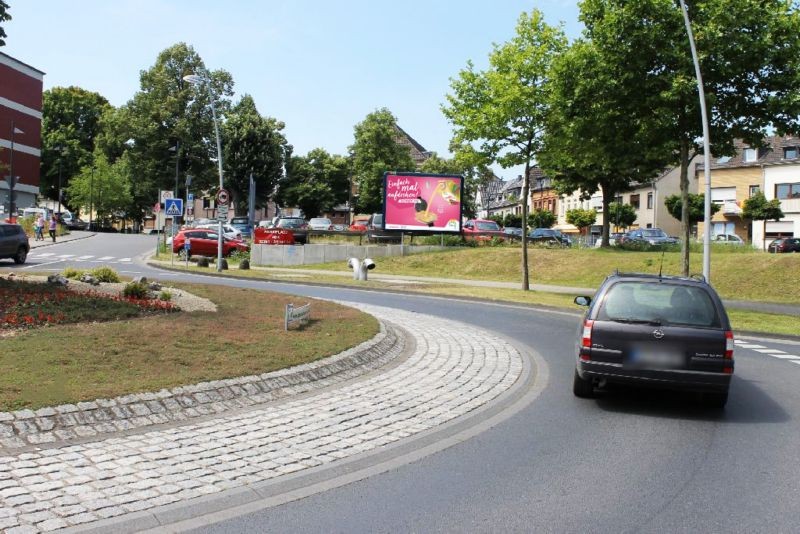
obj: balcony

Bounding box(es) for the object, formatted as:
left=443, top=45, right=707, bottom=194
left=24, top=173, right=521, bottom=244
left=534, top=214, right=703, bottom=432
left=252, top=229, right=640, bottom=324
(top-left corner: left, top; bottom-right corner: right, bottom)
left=721, top=200, right=741, bottom=215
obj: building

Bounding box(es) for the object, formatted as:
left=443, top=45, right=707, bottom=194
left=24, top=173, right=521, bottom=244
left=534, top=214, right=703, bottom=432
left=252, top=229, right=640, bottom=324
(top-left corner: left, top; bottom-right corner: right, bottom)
left=529, top=167, right=559, bottom=218
left=394, top=125, right=432, bottom=168
left=697, top=136, right=800, bottom=248
left=0, top=52, right=44, bottom=218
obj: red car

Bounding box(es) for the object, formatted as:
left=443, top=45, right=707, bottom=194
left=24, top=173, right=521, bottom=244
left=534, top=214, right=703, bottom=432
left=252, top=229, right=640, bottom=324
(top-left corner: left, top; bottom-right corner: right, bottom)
left=172, top=229, right=249, bottom=258
left=462, top=219, right=505, bottom=241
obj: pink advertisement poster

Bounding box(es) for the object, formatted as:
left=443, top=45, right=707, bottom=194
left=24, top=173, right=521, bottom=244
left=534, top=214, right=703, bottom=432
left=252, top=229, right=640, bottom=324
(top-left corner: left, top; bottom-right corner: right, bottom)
left=384, top=173, right=463, bottom=232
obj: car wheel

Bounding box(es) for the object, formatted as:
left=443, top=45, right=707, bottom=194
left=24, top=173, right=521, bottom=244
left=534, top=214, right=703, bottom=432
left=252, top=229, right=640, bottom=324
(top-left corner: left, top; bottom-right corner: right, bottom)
left=704, top=391, right=728, bottom=409
left=573, top=369, right=595, bottom=398
left=13, top=246, right=27, bottom=264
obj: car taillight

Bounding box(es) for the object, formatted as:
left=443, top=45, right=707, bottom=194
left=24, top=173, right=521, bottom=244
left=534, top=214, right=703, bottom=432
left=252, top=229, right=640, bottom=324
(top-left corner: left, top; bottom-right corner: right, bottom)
left=723, top=330, right=734, bottom=373
left=580, top=319, right=593, bottom=361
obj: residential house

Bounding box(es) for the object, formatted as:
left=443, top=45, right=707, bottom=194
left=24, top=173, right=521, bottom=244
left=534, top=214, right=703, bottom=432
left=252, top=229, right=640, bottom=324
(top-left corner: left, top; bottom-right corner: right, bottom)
left=394, top=125, right=432, bottom=168
left=488, top=176, right=524, bottom=219
left=529, top=167, right=558, bottom=218
left=697, top=136, right=800, bottom=247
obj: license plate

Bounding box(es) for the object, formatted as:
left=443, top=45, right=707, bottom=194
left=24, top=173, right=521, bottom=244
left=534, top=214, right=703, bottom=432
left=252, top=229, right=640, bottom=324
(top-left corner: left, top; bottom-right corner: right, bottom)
left=625, top=346, right=684, bottom=369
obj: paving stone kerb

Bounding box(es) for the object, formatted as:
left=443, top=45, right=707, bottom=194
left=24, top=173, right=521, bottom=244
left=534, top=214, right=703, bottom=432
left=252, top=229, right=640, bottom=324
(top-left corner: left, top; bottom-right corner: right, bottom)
left=0, top=322, right=404, bottom=452
left=0, top=304, right=523, bottom=533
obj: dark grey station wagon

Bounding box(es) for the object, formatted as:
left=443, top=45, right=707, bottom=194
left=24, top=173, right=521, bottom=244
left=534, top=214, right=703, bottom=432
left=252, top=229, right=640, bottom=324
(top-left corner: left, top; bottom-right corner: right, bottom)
left=0, top=222, right=29, bottom=264
left=573, top=272, right=734, bottom=407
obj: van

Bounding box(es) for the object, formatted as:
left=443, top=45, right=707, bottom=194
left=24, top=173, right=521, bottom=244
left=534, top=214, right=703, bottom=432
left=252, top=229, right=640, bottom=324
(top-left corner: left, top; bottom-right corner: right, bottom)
left=22, top=207, right=53, bottom=221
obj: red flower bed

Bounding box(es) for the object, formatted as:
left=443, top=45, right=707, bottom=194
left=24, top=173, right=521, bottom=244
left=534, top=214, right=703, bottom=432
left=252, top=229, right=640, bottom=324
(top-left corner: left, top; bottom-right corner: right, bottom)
left=0, top=279, right=179, bottom=330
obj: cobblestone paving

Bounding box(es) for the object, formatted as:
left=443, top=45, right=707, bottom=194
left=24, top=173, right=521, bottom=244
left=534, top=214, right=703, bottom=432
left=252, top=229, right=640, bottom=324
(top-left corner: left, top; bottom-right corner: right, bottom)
left=0, top=304, right=523, bottom=533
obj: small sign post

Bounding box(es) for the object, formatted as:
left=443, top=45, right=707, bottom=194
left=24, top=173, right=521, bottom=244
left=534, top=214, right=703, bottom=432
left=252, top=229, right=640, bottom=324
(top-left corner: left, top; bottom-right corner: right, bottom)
left=285, top=303, right=311, bottom=330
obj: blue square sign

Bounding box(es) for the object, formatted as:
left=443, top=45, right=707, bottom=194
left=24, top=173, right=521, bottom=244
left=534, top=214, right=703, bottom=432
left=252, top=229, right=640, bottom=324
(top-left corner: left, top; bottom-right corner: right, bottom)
left=164, top=198, right=184, bottom=217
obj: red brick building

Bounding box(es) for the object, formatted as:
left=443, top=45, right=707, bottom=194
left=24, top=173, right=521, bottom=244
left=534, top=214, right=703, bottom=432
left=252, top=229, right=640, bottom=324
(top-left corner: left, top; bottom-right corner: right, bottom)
left=0, top=51, right=44, bottom=217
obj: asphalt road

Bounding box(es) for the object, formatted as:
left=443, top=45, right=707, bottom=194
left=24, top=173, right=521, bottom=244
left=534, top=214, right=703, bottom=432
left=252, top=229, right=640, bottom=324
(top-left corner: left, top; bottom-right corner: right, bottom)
left=10, top=234, right=800, bottom=533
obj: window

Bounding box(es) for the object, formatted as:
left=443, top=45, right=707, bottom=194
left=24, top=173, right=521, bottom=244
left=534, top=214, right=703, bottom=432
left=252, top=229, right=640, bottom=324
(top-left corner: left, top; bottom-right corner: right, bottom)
left=202, top=197, right=211, bottom=209
left=711, top=187, right=736, bottom=205
left=775, top=183, right=800, bottom=199
left=749, top=185, right=760, bottom=197
left=784, top=147, right=798, bottom=160
left=647, top=192, right=653, bottom=209
left=630, top=194, right=640, bottom=209
left=743, top=148, right=758, bottom=162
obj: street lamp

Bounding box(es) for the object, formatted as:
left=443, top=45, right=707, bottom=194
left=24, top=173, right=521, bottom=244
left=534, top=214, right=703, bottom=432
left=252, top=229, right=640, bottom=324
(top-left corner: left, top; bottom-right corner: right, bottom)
left=679, top=0, right=712, bottom=281
left=56, top=145, right=65, bottom=215
left=183, top=72, right=225, bottom=271
left=89, top=165, right=95, bottom=231
left=169, top=142, right=181, bottom=228
left=7, top=122, right=24, bottom=218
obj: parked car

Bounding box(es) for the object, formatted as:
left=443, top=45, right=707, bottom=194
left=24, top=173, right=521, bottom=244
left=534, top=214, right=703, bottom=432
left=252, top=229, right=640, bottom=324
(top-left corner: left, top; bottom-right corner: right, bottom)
left=622, top=228, right=678, bottom=246
left=195, top=223, right=243, bottom=241
left=462, top=219, right=504, bottom=241
left=60, top=213, right=87, bottom=230
left=712, top=233, right=744, bottom=245
left=272, top=217, right=309, bottom=244
left=0, top=222, right=30, bottom=264
left=172, top=229, right=249, bottom=258
left=503, top=227, right=523, bottom=239
left=528, top=227, right=572, bottom=246
left=366, top=213, right=401, bottom=243
left=308, top=217, right=333, bottom=231
left=767, top=237, right=800, bottom=253
left=572, top=271, right=734, bottom=408
left=229, top=216, right=252, bottom=238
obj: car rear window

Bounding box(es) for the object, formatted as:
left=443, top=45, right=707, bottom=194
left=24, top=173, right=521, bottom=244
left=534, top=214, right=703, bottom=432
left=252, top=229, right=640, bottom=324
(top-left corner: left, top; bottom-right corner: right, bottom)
left=599, top=282, right=721, bottom=328
left=476, top=221, right=500, bottom=231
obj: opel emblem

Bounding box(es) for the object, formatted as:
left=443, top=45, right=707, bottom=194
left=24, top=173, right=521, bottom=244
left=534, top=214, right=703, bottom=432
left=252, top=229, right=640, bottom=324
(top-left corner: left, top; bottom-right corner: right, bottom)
left=653, top=329, right=665, bottom=339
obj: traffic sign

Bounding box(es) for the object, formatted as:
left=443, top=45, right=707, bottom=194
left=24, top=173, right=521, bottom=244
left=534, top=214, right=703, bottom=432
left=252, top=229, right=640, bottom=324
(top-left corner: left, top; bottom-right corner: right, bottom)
left=160, top=190, right=174, bottom=203
left=216, top=205, right=229, bottom=221
left=187, top=193, right=194, bottom=203
left=164, top=198, right=184, bottom=217
left=216, top=188, right=230, bottom=206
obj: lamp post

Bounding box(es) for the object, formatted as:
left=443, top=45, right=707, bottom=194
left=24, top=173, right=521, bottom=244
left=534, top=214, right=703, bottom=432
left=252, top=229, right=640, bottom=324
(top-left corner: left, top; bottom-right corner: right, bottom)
left=8, top=122, right=24, bottom=218
left=183, top=72, right=225, bottom=272
left=679, top=0, right=712, bottom=281
left=56, top=146, right=64, bottom=215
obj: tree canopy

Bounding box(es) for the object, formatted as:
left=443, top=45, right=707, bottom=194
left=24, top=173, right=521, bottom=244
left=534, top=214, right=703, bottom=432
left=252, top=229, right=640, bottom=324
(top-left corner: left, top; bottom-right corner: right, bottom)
left=566, top=208, right=597, bottom=235
left=664, top=193, right=719, bottom=225
left=349, top=108, right=415, bottom=214
left=742, top=191, right=784, bottom=250
left=277, top=148, right=349, bottom=218
left=0, top=1, right=10, bottom=46
left=606, top=202, right=638, bottom=230
left=66, top=152, right=132, bottom=226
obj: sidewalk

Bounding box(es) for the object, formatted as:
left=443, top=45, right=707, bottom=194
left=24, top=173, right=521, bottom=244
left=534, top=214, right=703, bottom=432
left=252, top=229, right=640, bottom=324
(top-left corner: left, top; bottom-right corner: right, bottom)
left=0, top=304, right=523, bottom=533
left=28, top=231, right=95, bottom=250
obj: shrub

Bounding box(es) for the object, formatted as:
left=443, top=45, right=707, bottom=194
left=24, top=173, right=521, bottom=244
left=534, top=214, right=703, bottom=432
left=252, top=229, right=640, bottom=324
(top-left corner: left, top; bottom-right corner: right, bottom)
left=90, top=266, right=120, bottom=283
left=122, top=281, right=150, bottom=299
left=229, top=249, right=250, bottom=263
left=159, top=290, right=173, bottom=301
left=197, top=257, right=210, bottom=267
left=62, top=267, right=86, bottom=280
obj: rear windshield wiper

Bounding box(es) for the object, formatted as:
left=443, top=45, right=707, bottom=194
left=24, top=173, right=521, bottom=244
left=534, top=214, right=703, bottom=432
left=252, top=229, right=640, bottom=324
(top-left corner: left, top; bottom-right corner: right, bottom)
left=610, top=318, right=663, bottom=326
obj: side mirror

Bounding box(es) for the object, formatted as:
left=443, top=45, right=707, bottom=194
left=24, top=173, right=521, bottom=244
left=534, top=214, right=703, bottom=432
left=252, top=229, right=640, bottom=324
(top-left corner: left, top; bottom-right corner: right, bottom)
left=574, top=296, right=591, bottom=306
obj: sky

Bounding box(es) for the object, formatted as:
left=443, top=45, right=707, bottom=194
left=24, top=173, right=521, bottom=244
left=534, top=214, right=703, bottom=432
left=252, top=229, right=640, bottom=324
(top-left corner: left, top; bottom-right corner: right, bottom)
left=4, top=0, right=582, bottom=180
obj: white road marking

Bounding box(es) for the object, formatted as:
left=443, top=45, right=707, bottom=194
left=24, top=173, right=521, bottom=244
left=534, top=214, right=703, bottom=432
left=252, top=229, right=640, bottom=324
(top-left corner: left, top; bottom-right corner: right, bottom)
left=118, top=257, right=132, bottom=262
left=77, top=255, right=94, bottom=259
left=768, top=354, right=800, bottom=360
left=754, top=349, right=786, bottom=354
left=34, top=252, right=54, bottom=257
left=57, top=254, right=74, bottom=258
left=97, top=256, right=114, bottom=260
left=737, top=344, right=766, bottom=349
left=790, top=360, right=800, bottom=366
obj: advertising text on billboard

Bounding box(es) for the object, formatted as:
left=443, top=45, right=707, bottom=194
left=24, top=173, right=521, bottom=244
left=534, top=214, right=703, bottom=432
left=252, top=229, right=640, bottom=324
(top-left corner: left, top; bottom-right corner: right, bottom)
left=383, top=173, right=463, bottom=232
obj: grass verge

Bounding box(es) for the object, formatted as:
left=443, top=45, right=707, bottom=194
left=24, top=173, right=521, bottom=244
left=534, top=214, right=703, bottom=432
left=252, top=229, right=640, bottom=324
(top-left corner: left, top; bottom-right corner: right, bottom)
left=0, top=282, right=378, bottom=411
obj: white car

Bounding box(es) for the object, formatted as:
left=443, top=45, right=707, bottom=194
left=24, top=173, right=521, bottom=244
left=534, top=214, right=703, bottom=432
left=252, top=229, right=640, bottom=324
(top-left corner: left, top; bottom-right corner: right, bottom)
left=195, top=223, right=243, bottom=241
left=308, top=217, right=333, bottom=230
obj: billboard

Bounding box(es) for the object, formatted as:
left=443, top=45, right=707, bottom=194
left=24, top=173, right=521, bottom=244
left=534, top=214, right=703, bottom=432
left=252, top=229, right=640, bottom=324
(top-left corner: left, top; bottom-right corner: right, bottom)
left=383, top=172, right=463, bottom=233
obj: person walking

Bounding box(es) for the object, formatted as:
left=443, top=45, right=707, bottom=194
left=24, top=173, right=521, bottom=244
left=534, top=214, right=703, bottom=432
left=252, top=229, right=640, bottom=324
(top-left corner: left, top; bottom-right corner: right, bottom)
left=34, top=215, right=45, bottom=241
left=48, top=216, right=57, bottom=243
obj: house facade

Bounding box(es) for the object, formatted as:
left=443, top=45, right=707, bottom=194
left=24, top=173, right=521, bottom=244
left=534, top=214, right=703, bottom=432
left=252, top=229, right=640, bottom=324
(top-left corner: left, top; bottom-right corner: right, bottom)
left=0, top=52, right=44, bottom=217
left=697, top=136, right=800, bottom=247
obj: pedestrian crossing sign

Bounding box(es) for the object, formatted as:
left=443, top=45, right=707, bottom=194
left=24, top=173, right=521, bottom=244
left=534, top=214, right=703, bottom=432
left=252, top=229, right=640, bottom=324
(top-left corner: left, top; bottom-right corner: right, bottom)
left=164, top=198, right=183, bottom=217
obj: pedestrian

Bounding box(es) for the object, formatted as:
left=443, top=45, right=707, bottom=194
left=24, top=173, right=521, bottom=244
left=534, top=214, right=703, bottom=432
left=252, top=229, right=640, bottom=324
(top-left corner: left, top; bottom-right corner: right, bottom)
left=34, top=215, right=45, bottom=241
left=48, top=216, right=57, bottom=243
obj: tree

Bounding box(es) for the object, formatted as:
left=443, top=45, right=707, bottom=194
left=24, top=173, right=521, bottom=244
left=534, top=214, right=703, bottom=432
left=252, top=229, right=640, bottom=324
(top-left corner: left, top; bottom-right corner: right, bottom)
left=277, top=148, right=349, bottom=218
left=40, top=87, right=110, bottom=210
left=418, top=151, right=485, bottom=219
left=443, top=9, right=567, bottom=290
left=0, top=1, right=10, bottom=46
left=539, top=39, right=673, bottom=249
left=606, top=202, right=639, bottom=231
left=528, top=209, right=556, bottom=229
left=663, top=193, right=720, bottom=229
left=66, top=152, right=132, bottom=226
left=566, top=208, right=597, bottom=240
left=349, top=108, right=415, bottom=214
left=96, top=43, right=234, bottom=225
left=578, top=0, right=800, bottom=275
left=742, top=191, right=784, bottom=250
left=222, top=95, right=290, bottom=214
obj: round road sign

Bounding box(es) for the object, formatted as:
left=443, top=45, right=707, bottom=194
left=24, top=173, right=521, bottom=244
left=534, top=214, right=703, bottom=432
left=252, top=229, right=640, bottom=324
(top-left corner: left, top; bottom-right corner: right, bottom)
left=216, top=188, right=231, bottom=206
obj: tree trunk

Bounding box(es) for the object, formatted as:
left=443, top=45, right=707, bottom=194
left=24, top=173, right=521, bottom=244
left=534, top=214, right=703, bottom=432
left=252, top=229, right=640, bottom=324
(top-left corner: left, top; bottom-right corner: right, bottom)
left=679, top=139, right=691, bottom=276
left=602, top=185, right=615, bottom=247
left=521, top=161, right=531, bottom=291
